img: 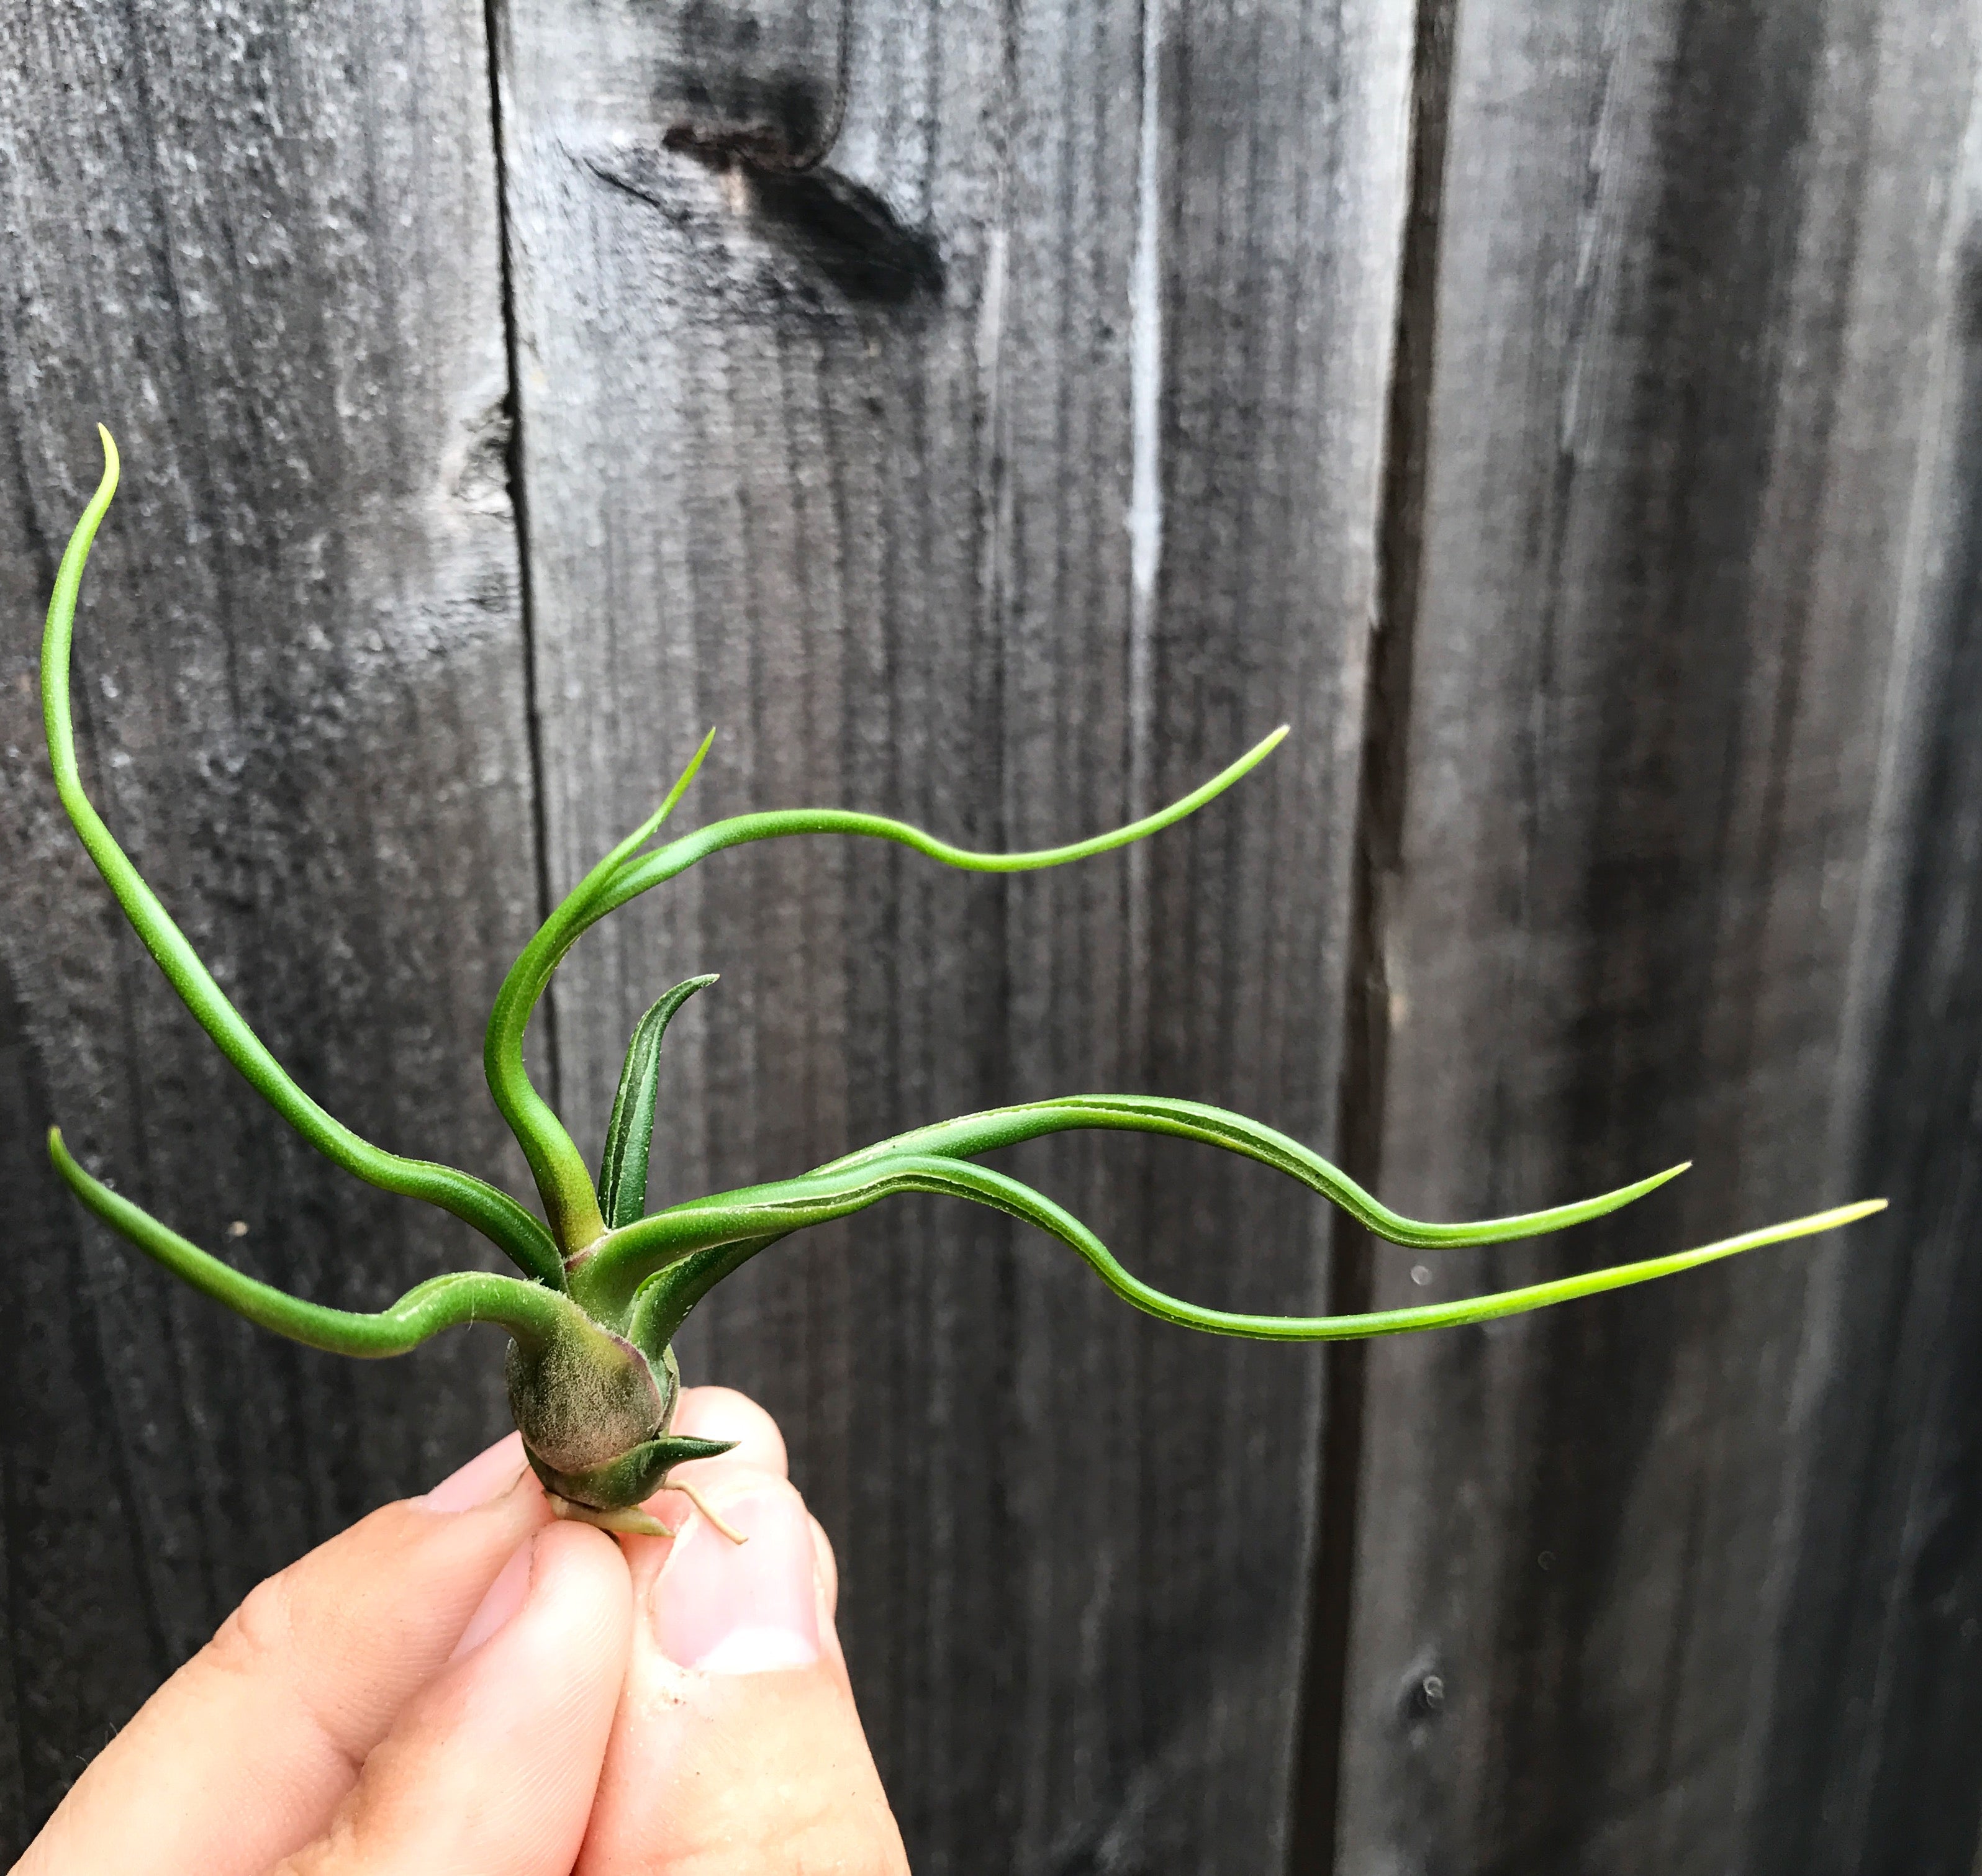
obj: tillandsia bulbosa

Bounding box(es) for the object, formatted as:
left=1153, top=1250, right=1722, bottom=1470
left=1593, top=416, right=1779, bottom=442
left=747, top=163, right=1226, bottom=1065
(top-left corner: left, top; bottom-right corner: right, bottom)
left=37, top=430, right=1885, bottom=1540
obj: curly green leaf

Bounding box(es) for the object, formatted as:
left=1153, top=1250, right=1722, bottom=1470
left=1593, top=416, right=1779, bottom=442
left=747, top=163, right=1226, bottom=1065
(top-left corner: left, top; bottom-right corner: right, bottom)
left=573, top=1088, right=1685, bottom=1321
left=576, top=1150, right=1885, bottom=1346
left=42, top=431, right=562, bottom=1286
left=485, top=733, right=718, bottom=1254
left=819, top=1094, right=1688, bottom=1248
left=484, top=726, right=1288, bottom=1255
left=50, top=1128, right=578, bottom=1357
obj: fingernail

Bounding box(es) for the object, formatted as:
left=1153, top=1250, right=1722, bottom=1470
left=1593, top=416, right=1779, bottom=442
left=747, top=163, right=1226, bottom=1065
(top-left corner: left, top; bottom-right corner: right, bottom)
left=451, top=1533, right=537, bottom=1661
left=653, top=1489, right=821, bottom=1674
left=419, top=1432, right=527, bottom=1513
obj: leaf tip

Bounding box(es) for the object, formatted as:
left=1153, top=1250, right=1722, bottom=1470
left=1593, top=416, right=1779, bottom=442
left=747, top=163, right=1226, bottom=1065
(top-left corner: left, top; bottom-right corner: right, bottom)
left=1776, top=1196, right=1887, bottom=1243
left=45, top=1125, right=84, bottom=1187
left=89, top=427, right=120, bottom=502
left=680, top=726, right=718, bottom=784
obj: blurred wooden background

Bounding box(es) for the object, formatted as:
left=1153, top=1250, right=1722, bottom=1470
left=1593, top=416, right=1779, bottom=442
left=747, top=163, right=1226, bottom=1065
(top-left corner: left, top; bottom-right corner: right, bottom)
left=4, top=0, right=1980, bottom=1868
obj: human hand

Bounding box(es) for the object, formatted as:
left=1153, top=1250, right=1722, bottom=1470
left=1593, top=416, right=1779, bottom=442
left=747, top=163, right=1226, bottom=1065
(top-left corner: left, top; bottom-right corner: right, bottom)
left=15, top=1387, right=907, bottom=1875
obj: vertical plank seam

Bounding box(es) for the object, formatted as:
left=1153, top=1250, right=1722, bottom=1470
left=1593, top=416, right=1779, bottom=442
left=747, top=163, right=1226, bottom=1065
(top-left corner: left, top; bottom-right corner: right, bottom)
left=1124, top=0, right=1165, bottom=1074
left=479, top=0, right=560, bottom=1111
left=1284, top=0, right=1458, bottom=1865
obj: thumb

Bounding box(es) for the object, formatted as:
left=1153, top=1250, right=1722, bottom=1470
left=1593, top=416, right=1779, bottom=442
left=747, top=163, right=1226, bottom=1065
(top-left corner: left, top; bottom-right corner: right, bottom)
left=273, top=1519, right=631, bottom=1876
left=576, top=1390, right=908, bottom=1875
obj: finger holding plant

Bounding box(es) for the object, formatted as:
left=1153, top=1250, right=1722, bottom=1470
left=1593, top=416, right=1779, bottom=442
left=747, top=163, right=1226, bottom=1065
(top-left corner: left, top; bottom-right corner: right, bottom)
left=36, top=429, right=1886, bottom=1538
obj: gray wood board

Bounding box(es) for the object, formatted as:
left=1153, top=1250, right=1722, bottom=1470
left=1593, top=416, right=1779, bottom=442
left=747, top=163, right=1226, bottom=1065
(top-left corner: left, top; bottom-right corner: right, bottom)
left=1750, top=45, right=1982, bottom=1875
left=488, top=0, right=1411, bottom=1866
left=8, top=0, right=1982, bottom=1867
left=1329, top=0, right=1982, bottom=1872
left=0, top=0, right=536, bottom=1849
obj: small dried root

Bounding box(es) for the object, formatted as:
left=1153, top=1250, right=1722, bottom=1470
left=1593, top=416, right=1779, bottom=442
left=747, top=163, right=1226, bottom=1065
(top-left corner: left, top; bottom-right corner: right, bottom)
left=661, top=1476, right=749, bottom=1545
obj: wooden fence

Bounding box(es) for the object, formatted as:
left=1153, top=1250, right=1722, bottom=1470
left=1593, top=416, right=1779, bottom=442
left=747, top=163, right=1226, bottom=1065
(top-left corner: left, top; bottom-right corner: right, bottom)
left=4, top=0, right=1979, bottom=1868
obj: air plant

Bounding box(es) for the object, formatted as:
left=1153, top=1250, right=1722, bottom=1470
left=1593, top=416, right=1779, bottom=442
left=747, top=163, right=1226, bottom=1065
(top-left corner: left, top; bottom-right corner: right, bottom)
left=37, top=431, right=1884, bottom=1539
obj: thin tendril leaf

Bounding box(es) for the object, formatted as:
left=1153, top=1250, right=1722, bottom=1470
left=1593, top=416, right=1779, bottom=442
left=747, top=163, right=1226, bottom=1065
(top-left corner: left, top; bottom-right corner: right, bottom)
left=590, top=1150, right=1885, bottom=1346
left=599, top=976, right=717, bottom=1230
left=484, top=732, right=717, bottom=1254
left=578, top=1091, right=1685, bottom=1317
left=49, top=1129, right=579, bottom=1357
left=600, top=726, right=1292, bottom=918
left=815, top=1094, right=1688, bottom=1248
left=482, top=725, right=1289, bottom=1257
left=41, top=430, right=562, bottom=1286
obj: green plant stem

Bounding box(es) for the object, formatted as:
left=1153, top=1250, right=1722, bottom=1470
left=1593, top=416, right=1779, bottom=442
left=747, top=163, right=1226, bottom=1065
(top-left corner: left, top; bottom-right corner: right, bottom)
left=43, top=430, right=563, bottom=1287
left=50, top=1128, right=577, bottom=1356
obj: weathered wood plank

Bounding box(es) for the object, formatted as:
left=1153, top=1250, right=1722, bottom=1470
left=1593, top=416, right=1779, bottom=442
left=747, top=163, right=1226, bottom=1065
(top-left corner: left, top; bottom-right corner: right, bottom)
left=489, top=0, right=1411, bottom=1864
left=1329, top=0, right=1982, bottom=1870
left=0, top=1, right=532, bottom=1849
left=19, top=2, right=1982, bottom=1867
left=1748, top=50, right=1982, bottom=1876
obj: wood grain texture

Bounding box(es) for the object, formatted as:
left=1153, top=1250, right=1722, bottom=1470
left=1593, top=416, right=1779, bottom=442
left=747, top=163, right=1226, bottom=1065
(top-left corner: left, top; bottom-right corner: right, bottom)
left=1329, top=0, right=1982, bottom=1871
left=488, top=0, right=1411, bottom=1865
left=0, top=0, right=535, bottom=1849
left=1749, top=44, right=1982, bottom=1875
left=11, top=1, right=1982, bottom=1867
